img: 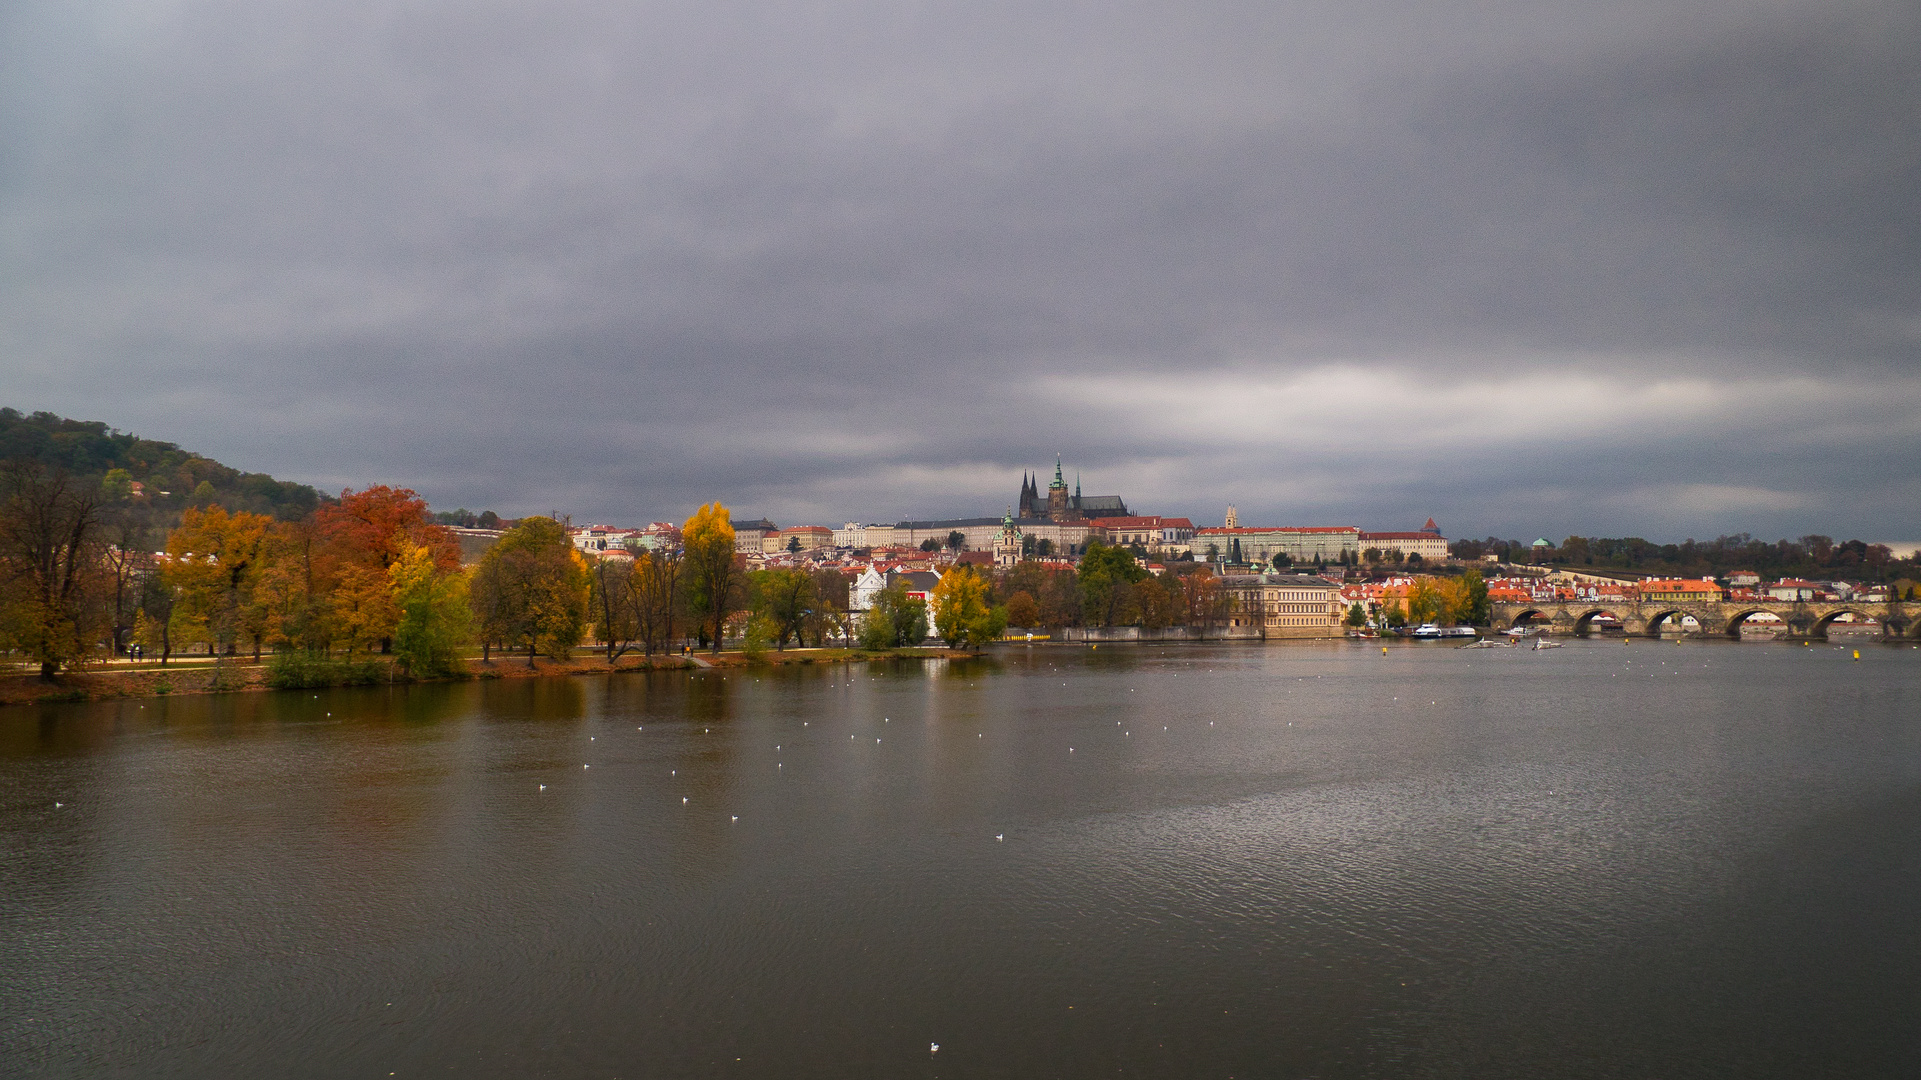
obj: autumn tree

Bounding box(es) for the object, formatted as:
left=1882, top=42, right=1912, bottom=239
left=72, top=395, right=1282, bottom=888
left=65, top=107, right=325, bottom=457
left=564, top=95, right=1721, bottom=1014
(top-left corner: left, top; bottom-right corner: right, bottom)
left=1005, top=590, right=1040, bottom=629
left=628, top=547, right=683, bottom=655
left=314, top=485, right=459, bottom=653
left=314, top=485, right=460, bottom=573
left=1405, top=578, right=1443, bottom=624
left=163, top=504, right=274, bottom=662
left=246, top=521, right=325, bottom=654
left=1136, top=573, right=1183, bottom=630
left=389, top=542, right=474, bottom=677
left=591, top=558, right=640, bottom=662
left=931, top=566, right=1007, bottom=649
left=134, top=572, right=176, bottom=664
left=1180, top=568, right=1230, bottom=638
left=682, top=503, right=740, bottom=654
left=806, top=568, right=850, bottom=646
left=0, top=463, right=109, bottom=678
left=469, top=516, right=590, bottom=666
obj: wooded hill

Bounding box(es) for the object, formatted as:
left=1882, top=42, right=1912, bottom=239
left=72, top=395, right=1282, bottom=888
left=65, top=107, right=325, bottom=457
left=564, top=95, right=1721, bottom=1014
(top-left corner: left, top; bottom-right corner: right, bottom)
left=0, top=408, right=322, bottom=522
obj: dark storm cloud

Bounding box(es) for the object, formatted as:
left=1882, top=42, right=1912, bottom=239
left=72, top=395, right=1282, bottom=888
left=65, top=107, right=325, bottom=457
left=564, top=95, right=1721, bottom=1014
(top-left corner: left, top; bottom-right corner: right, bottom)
left=2, top=0, right=1917, bottom=541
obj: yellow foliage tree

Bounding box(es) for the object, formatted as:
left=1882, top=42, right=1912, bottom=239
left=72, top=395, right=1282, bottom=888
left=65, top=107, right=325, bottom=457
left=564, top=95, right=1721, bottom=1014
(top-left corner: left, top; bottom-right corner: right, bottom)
left=682, top=503, right=738, bottom=653
left=163, top=505, right=273, bottom=660
left=389, top=542, right=473, bottom=677
left=931, top=566, right=1007, bottom=650
left=332, top=563, right=399, bottom=658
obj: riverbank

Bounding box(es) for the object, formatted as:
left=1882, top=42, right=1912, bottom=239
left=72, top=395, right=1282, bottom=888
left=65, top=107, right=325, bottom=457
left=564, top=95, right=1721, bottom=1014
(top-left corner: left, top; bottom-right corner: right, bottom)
left=0, top=646, right=979, bottom=706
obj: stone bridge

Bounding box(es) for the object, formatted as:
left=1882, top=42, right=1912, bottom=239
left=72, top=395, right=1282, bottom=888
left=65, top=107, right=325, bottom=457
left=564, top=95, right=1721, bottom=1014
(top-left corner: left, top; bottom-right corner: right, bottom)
left=1490, top=599, right=1915, bottom=639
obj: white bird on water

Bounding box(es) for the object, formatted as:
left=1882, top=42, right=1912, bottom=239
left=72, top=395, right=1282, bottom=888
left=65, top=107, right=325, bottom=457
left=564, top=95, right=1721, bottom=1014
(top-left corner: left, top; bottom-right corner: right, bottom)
left=996, top=834, right=1003, bottom=841
left=930, top=1043, right=940, bottom=1053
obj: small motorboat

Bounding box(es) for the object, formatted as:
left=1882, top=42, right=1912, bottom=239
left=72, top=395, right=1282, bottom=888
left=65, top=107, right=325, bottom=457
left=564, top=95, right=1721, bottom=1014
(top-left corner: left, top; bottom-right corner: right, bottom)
left=1531, top=639, right=1564, bottom=650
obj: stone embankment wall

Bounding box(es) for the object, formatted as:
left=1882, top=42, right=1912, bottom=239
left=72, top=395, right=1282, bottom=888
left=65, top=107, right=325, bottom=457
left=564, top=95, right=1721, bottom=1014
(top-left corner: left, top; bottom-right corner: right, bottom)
left=1057, top=625, right=1269, bottom=642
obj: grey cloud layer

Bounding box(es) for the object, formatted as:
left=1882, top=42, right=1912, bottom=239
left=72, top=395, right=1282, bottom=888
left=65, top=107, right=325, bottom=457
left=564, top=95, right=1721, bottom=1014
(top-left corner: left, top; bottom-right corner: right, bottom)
left=3, top=0, right=1916, bottom=539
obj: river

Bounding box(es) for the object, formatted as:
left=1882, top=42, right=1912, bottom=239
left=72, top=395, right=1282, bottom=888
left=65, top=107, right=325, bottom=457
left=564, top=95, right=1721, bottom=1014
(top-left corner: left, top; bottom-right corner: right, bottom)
left=4, top=640, right=1918, bottom=1078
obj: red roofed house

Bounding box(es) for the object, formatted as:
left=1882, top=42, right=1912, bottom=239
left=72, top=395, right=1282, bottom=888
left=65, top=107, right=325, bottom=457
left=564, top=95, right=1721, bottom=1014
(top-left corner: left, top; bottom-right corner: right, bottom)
left=1085, top=515, right=1196, bottom=555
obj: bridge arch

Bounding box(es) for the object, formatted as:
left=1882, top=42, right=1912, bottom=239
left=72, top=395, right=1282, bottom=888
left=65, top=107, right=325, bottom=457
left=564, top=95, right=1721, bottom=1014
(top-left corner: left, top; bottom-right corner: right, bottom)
left=1644, top=609, right=1701, bottom=635
left=1812, top=608, right=1878, bottom=639
left=1572, top=609, right=1624, bottom=636
left=1722, top=608, right=1786, bottom=638
left=1510, top=608, right=1552, bottom=627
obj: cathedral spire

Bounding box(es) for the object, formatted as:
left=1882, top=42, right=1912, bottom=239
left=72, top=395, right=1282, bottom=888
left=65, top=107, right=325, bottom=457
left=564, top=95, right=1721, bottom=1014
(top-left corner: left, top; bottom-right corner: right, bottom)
left=1053, top=455, right=1064, bottom=488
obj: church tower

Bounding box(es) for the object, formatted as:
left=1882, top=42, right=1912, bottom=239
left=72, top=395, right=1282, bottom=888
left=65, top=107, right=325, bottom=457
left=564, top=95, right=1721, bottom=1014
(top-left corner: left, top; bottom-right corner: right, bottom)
left=1225, top=505, right=1238, bottom=528
left=994, top=507, right=1023, bottom=567
left=1018, top=471, right=1047, bottom=519
left=1047, top=456, right=1073, bottom=521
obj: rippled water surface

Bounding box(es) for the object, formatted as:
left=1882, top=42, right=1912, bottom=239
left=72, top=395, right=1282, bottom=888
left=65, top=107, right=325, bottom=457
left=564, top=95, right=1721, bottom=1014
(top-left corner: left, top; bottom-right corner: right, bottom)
left=4, top=641, right=1920, bottom=1078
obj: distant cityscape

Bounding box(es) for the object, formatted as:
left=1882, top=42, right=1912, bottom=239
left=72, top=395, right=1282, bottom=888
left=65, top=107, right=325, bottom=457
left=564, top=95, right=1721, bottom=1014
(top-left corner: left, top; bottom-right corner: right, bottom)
left=438, top=457, right=1912, bottom=641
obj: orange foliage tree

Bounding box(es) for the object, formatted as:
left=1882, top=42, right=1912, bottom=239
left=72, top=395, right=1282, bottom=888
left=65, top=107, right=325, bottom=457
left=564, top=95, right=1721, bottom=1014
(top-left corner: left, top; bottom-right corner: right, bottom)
left=312, top=486, right=458, bottom=653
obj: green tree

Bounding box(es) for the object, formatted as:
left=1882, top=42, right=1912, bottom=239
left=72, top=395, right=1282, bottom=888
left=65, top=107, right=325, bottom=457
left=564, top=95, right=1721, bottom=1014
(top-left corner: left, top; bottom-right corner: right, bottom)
left=101, top=468, right=134, bottom=501
left=946, top=530, right=966, bottom=551
left=389, top=542, right=474, bottom=677
left=469, top=516, right=590, bottom=666
left=860, top=582, right=928, bottom=649
left=750, top=567, right=814, bottom=650
left=1078, top=541, right=1147, bottom=627
left=1345, top=602, right=1367, bottom=628
left=1462, top=570, right=1491, bottom=625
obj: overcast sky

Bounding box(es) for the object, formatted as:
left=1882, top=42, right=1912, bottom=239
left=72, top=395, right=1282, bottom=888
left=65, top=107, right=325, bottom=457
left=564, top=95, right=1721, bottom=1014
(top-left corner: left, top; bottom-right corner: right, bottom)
left=3, top=0, right=1917, bottom=544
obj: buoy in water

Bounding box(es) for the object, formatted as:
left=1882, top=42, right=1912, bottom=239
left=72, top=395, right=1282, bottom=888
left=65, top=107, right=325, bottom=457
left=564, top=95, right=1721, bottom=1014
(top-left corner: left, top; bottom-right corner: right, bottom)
left=1853, top=649, right=1860, bottom=660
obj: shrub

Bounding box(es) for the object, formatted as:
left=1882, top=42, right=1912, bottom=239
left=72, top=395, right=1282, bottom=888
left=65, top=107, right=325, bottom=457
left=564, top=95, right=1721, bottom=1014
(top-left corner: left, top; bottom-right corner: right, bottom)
left=266, top=652, right=391, bottom=689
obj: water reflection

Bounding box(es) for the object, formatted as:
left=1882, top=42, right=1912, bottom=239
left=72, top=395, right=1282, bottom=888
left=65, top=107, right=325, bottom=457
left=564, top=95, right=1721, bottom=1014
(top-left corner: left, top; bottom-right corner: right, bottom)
left=3, top=643, right=1918, bottom=1079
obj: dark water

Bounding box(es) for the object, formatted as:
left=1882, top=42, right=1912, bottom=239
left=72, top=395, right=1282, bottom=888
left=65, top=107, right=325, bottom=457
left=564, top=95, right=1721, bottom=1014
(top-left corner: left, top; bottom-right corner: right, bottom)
left=4, top=641, right=1919, bottom=1079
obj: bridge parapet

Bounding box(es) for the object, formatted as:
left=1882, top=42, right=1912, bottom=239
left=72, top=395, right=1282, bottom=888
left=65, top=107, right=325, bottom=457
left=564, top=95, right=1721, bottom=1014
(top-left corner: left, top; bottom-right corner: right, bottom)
left=1489, top=599, right=1913, bottom=639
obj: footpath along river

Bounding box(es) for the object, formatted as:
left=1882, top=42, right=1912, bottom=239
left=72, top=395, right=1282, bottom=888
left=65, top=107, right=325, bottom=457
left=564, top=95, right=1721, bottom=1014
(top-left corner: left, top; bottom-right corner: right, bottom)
left=3, top=640, right=1918, bottom=1079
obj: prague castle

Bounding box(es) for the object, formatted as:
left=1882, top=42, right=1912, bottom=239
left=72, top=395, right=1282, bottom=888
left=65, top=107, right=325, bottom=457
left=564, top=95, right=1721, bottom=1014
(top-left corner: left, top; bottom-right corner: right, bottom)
left=1017, top=456, right=1129, bottom=522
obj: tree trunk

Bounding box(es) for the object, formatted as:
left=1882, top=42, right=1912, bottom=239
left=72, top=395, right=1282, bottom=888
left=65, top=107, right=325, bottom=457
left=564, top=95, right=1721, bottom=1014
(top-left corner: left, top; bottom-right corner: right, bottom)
left=482, top=640, right=491, bottom=663
left=527, top=640, right=537, bottom=669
